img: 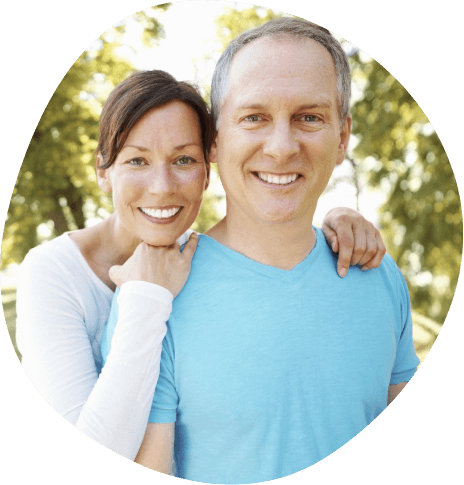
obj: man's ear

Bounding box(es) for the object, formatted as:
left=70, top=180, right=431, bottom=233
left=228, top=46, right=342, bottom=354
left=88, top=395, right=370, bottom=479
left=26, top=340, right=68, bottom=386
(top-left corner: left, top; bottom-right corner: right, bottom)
left=208, top=137, right=218, bottom=165
left=204, top=162, right=211, bottom=191
left=336, top=115, right=352, bottom=165
left=95, top=153, right=112, bottom=193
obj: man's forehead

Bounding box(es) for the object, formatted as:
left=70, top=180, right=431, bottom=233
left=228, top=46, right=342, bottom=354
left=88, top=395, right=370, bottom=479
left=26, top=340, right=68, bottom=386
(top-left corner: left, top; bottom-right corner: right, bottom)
left=225, top=36, right=338, bottom=108
left=230, top=35, right=335, bottom=76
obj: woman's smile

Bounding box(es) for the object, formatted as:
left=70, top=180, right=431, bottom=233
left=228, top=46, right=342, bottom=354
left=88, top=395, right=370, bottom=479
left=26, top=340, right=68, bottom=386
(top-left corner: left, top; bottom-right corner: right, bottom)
left=138, top=206, right=182, bottom=221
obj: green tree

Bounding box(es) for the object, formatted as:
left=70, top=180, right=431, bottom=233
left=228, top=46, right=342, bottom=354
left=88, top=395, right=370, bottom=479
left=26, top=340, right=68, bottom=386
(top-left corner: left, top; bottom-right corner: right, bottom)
left=215, top=5, right=284, bottom=48
left=350, top=56, right=462, bottom=323
left=1, top=6, right=170, bottom=268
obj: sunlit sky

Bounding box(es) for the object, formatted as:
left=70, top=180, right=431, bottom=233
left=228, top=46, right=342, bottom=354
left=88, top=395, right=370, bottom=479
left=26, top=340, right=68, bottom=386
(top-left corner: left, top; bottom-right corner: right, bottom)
left=106, top=1, right=386, bottom=226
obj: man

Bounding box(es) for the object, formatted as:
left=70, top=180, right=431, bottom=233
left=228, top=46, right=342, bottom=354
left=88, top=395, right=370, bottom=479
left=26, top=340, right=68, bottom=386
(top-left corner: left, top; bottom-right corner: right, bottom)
left=112, top=18, right=419, bottom=483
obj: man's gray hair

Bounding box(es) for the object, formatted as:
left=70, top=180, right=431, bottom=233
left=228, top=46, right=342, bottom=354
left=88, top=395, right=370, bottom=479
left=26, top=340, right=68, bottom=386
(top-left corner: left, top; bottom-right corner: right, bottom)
left=211, top=17, right=351, bottom=129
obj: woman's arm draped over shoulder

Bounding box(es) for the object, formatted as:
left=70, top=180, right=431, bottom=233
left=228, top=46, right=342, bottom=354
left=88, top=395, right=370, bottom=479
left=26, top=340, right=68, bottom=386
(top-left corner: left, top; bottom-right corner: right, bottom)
left=16, top=245, right=172, bottom=460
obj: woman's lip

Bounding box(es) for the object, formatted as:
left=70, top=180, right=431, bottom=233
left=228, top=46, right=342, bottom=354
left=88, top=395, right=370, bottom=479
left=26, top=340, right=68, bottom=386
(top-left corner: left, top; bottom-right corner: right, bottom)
left=139, top=205, right=182, bottom=211
left=138, top=206, right=183, bottom=223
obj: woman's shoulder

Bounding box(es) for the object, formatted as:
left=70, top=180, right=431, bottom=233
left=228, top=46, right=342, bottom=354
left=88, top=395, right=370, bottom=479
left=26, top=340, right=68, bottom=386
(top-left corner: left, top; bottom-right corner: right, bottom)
left=23, top=233, right=79, bottom=264
left=20, top=232, right=89, bottom=282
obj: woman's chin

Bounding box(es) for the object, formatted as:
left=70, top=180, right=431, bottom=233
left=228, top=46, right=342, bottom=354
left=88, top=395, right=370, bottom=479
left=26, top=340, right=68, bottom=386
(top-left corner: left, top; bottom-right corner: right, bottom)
left=141, top=234, right=181, bottom=247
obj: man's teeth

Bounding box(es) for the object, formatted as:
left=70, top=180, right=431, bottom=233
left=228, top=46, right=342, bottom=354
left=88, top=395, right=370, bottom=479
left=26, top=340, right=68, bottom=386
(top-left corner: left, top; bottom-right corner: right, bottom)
left=140, top=207, right=181, bottom=219
left=257, top=172, right=298, bottom=185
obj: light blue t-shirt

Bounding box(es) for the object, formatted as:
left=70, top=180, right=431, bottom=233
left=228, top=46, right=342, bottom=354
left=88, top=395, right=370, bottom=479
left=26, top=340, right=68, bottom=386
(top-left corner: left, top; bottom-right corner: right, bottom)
left=101, top=228, right=419, bottom=484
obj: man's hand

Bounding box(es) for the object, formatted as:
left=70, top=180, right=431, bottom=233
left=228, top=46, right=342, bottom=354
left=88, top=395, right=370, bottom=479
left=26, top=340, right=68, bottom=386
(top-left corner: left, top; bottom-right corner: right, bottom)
left=109, top=232, right=198, bottom=297
left=322, top=207, right=386, bottom=277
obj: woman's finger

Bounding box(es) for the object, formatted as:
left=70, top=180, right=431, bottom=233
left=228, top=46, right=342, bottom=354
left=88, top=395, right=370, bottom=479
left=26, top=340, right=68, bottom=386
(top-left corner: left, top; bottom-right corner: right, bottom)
left=361, top=231, right=387, bottom=270
left=336, top=227, right=355, bottom=277
left=350, top=224, right=367, bottom=266
left=321, top=224, right=339, bottom=253
left=181, top=233, right=198, bottom=262
left=356, top=226, right=377, bottom=267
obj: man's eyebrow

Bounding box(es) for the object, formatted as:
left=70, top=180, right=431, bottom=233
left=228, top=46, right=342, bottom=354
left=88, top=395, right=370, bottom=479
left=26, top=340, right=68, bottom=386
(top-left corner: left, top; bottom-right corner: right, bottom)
left=299, top=101, right=333, bottom=110
left=235, top=103, right=268, bottom=111
left=235, top=101, right=333, bottom=111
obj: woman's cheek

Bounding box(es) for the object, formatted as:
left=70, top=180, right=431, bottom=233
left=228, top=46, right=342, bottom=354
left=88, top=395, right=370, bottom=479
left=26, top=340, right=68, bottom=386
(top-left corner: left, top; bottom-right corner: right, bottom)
left=179, top=167, right=207, bottom=195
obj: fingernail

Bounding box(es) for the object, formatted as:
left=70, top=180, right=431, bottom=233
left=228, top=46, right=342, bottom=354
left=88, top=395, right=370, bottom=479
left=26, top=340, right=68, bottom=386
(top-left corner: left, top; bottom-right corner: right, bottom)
left=339, top=268, right=347, bottom=277
left=361, top=266, right=367, bottom=271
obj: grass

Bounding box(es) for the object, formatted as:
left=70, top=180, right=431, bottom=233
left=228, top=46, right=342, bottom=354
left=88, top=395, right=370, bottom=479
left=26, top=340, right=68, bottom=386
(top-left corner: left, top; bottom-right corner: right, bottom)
left=2, top=285, right=21, bottom=360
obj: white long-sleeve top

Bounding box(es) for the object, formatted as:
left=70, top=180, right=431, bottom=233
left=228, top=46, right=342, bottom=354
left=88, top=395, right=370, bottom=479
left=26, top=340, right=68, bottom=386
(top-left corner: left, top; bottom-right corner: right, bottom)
left=15, top=233, right=174, bottom=460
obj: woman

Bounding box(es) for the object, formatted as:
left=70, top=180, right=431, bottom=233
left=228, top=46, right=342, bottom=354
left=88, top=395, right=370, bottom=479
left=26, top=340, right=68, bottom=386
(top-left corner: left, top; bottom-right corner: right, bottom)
left=15, top=69, right=385, bottom=461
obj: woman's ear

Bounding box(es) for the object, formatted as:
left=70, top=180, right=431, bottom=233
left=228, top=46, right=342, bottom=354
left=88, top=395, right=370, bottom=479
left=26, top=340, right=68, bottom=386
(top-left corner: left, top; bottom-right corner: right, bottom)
left=95, top=153, right=112, bottom=193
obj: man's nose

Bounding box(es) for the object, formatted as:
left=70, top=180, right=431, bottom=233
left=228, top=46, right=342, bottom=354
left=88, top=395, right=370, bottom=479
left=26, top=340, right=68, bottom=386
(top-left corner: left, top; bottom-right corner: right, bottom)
left=147, top=164, right=177, bottom=195
left=263, top=122, right=299, bottom=161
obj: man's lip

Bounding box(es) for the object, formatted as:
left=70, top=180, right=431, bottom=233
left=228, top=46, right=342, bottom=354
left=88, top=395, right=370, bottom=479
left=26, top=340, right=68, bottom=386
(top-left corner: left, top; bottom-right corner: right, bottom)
left=253, top=171, right=301, bottom=186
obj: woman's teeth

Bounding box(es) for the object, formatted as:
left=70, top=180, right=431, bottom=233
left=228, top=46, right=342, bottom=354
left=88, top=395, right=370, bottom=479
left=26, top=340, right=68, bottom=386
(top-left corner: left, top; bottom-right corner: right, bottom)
left=257, top=172, right=298, bottom=185
left=140, top=207, right=181, bottom=219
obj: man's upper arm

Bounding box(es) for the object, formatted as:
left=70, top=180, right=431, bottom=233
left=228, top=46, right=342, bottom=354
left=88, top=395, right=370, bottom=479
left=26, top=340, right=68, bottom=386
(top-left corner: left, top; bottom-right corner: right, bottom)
left=388, top=381, right=408, bottom=405
left=135, top=422, right=175, bottom=474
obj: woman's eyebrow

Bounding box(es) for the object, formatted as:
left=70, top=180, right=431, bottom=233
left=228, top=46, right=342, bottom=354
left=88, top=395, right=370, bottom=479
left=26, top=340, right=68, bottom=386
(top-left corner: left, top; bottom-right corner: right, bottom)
left=122, top=142, right=202, bottom=152
left=173, top=142, right=202, bottom=150
left=123, top=144, right=150, bottom=152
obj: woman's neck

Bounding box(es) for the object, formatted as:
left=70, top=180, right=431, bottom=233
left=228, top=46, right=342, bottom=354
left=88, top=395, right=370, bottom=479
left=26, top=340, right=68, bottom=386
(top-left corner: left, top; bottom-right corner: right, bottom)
left=69, top=214, right=142, bottom=289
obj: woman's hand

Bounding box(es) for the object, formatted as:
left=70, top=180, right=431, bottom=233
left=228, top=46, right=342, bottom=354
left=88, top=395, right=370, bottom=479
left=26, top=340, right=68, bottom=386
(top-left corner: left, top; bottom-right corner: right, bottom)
left=322, top=208, right=386, bottom=277
left=109, top=233, right=199, bottom=297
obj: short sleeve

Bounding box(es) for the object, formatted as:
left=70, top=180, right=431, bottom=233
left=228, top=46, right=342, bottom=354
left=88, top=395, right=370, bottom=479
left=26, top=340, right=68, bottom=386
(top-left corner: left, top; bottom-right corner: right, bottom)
left=390, top=267, right=420, bottom=385
left=148, top=328, right=178, bottom=423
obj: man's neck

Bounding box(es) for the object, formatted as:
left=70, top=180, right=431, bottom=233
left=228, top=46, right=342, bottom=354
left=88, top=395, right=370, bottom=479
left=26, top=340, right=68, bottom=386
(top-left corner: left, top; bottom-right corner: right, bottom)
left=206, top=214, right=317, bottom=270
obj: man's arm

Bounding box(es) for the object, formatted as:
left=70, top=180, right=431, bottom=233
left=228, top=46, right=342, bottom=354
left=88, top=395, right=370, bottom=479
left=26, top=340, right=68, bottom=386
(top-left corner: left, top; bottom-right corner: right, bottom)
left=135, top=422, right=175, bottom=474
left=387, top=382, right=408, bottom=405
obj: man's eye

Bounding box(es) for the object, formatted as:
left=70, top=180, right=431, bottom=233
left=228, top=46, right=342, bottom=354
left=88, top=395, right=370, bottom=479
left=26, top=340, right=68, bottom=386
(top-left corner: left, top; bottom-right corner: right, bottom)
left=245, top=115, right=262, bottom=122
left=128, top=158, right=146, bottom=166
left=301, top=115, right=319, bottom=122
left=176, top=156, right=195, bottom=166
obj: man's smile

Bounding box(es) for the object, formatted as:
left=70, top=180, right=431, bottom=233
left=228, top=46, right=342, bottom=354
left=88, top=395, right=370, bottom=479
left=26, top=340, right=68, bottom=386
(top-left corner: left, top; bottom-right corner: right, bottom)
left=254, top=172, right=300, bottom=186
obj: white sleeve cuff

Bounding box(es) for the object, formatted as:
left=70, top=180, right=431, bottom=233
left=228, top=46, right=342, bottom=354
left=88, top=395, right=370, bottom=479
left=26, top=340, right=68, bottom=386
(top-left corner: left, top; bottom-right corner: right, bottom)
left=118, top=280, right=174, bottom=305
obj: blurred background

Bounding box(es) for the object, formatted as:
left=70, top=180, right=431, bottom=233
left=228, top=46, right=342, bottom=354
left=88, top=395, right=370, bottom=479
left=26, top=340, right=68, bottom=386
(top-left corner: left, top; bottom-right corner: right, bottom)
left=1, top=2, right=462, bottom=364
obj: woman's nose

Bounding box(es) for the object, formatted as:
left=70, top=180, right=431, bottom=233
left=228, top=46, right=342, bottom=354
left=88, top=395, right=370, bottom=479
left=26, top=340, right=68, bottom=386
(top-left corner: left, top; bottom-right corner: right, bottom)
left=147, top=164, right=177, bottom=195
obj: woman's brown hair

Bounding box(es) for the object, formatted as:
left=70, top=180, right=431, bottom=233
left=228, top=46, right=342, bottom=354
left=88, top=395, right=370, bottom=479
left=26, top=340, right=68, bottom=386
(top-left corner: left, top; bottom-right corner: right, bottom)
left=96, top=70, right=214, bottom=170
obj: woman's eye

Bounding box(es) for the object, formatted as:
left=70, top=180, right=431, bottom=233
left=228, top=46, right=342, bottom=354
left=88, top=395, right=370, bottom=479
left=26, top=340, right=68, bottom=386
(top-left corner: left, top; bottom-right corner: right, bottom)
left=128, top=158, right=146, bottom=167
left=176, top=156, right=195, bottom=166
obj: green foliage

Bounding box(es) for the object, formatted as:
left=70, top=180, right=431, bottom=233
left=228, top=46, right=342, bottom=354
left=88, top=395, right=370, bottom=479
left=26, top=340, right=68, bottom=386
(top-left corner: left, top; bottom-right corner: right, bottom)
left=2, top=42, right=132, bottom=267
left=1, top=6, right=170, bottom=268
left=350, top=56, right=462, bottom=323
left=192, top=165, right=224, bottom=234
left=215, top=6, right=284, bottom=49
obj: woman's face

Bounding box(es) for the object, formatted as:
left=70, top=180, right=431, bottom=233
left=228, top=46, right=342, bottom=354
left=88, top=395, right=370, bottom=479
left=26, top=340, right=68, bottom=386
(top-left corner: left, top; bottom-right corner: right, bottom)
left=98, top=100, right=208, bottom=246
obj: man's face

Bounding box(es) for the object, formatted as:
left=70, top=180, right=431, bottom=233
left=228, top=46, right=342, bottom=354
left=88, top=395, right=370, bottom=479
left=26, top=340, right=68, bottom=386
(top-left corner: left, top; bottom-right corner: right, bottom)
left=210, top=37, right=351, bottom=228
